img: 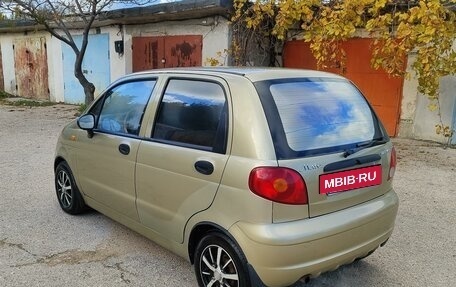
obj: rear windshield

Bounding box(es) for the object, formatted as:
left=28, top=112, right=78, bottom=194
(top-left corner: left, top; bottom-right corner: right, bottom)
left=255, top=78, right=383, bottom=159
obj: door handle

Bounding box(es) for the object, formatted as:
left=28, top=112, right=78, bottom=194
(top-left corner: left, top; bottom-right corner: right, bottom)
left=119, top=144, right=130, bottom=155
left=194, top=160, right=214, bottom=175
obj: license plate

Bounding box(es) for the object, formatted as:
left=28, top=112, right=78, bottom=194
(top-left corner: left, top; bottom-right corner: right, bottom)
left=319, top=165, right=382, bottom=195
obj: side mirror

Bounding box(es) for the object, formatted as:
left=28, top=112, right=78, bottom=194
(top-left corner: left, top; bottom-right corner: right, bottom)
left=77, top=114, right=95, bottom=138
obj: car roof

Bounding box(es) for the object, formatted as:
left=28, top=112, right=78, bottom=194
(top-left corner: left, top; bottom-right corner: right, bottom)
left=126, top=67, right=345, bottom=82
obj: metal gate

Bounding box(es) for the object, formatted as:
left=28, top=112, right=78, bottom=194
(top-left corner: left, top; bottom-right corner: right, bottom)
left=283, top=39, right=405, bottom=136
left=132, top=35, right=202, bottom=72
left=62, top=33, right=110, bottom=104
left=13, top=37, right=49, bottom=100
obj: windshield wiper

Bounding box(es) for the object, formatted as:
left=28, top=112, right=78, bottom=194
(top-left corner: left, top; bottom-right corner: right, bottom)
left=343, top=137, right=388, bottom=158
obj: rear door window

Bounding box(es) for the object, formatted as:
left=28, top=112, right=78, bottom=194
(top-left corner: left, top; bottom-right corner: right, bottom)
left=255, top=78, right=382, bottom=158
left=151, top=79, right=227, bottom=153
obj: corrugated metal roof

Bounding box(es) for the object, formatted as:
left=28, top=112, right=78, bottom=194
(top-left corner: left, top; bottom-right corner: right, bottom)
left=102, top=0, right=232, bottom=24
left=0, top=0, right=233, bottom=33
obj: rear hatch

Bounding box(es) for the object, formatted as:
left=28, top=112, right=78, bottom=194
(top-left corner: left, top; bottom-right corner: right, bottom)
left=254, top=77, right=395, bottom=219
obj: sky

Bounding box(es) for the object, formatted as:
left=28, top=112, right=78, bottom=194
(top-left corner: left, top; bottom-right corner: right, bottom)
left=108, top=0, right=178, bottom=10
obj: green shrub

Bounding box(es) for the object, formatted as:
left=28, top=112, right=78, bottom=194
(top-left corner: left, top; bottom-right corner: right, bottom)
left=7, top=100, right=56, bottom=107
left=0, top=91, right=13, bottom=99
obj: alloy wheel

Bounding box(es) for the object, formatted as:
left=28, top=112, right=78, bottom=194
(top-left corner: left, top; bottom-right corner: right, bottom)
left=199, top=244, right=239, bottom=287
left=57, top=170, right=73, bottom=208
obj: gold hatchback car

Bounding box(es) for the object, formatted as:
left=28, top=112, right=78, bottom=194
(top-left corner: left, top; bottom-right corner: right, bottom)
left=55, top=67, right=398, bottom=287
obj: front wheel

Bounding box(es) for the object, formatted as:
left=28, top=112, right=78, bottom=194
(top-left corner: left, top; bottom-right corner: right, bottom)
left=194, top=232, right=250, bottom=287
left=55, top=161, right=86, bottom=215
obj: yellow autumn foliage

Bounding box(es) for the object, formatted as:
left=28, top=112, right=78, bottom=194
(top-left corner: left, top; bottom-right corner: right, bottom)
left=233, top=0, right=456, bottom=103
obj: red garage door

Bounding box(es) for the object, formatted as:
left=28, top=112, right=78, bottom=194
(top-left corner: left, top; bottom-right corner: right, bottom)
left=132, top=35, right=202, bottom=72
left=283, top=38, right=404, bottom=136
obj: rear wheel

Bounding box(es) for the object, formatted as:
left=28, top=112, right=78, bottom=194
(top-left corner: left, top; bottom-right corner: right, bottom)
left=194, top=232, right=250, bottom=287
left=55, top=161, right=86, bottom=215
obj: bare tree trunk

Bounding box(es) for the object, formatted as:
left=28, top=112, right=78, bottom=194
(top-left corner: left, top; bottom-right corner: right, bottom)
left=73, top=52, right=95, bottom=105
left=73, top=23, right=96, bottom=105
left=75, top=70, right=95, bottom=105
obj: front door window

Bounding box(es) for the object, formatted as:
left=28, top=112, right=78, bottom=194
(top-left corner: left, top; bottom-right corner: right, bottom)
left=95, top=80, right=156, bottom=136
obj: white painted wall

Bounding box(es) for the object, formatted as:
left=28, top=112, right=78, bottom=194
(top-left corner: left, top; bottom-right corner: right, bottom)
left=412, top=76, right=456, bottom=142
left=48, top=33, right=63, bottom=102
left=0, top=34, right=17, bottom=95
left=399, top=50, right=456, bottom=143
left=104, top=26, right=127, bottom=86
left=398, top=54, right=419, bottom=138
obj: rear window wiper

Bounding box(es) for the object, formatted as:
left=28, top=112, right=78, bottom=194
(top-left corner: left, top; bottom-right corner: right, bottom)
left=343, top=137, right=388, bottom=158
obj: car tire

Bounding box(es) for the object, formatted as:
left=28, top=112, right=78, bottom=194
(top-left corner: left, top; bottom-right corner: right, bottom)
left=55, top=161, right=86, bottom=215
left=194, top=232, right=251, bottom=287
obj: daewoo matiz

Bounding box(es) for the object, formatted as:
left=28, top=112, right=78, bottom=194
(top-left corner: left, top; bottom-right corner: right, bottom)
left=54, top=68, right=398, bottom=287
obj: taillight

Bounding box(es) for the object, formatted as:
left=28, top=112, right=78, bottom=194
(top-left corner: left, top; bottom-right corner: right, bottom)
left=388, top=146, right=397, bottom=180
left=248, top=167, right=308, bottom=205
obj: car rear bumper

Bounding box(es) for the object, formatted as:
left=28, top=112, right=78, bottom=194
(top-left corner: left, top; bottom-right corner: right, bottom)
left=229, top=189, right=399, bottom=287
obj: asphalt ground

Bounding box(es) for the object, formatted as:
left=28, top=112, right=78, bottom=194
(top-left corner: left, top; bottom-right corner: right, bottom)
left=1, top=104, right=455, bottom=287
